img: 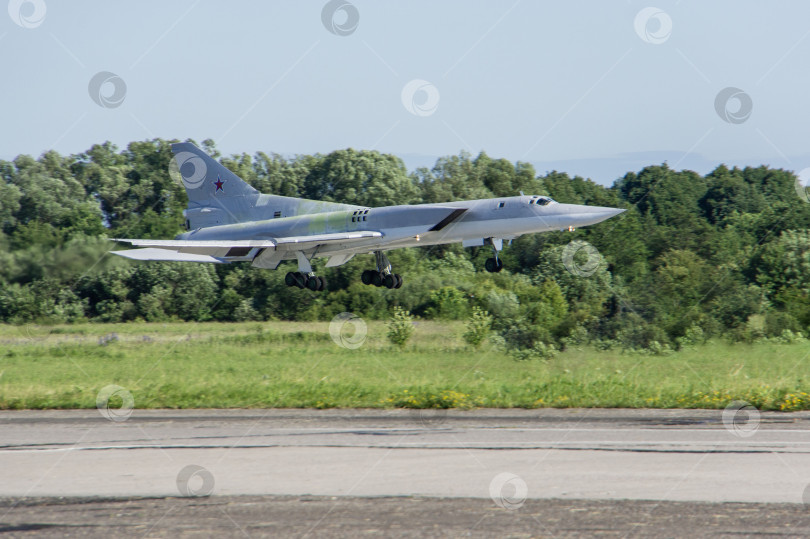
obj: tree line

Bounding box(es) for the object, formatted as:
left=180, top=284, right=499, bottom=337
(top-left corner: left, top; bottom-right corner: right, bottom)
left=1, top=138, right=809, bottom=354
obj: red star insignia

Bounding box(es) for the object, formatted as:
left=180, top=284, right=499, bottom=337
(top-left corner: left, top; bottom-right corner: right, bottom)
left=214, top=176, right=224, bottom=192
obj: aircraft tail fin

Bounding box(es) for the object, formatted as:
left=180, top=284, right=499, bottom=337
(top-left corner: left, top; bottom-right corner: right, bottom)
left=171, top=142, right=260, bottom=228
left=170, top=142, right=258, bottom=205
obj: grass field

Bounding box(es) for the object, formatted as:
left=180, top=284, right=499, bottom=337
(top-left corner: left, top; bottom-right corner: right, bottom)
left=1, top=321, right=810, bottom=411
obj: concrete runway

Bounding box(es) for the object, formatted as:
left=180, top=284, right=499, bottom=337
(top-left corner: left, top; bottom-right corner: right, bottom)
left=3, top=408, right=810, bottom=536
left=3, top=408, right=810, bottom=502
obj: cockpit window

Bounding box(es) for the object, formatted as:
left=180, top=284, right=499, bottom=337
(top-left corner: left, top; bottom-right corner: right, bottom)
left=531, top=196, right=554, bottom=206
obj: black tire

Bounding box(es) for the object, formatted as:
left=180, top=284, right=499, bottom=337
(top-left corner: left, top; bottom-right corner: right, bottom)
left=384, top=274, right=395, bottom=289
left=372, top=271, right=384, bottom=287
left=307, top=276, right=319, bottom=291
left=294, top=272, right=306, bottom=288
left=284, top=272, right=296, bottom=286
left=361, top=270, right=374, bottom=285
left=485, top=258, right=496, bottom=273
left=495, top=258, right=504, bottom=272
left=317, top=276, right=326, bottom=291
left=394, top=274, right=403, bottom=289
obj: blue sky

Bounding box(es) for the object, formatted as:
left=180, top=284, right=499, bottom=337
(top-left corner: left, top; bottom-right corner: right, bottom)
left=2, top=0, right=810, bottom=184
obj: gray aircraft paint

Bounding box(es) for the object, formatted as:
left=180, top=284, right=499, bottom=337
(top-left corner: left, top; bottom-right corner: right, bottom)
left=113, top=143, right=625, bottom=275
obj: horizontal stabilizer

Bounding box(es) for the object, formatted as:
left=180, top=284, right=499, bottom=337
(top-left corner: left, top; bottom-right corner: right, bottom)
left=111, top=248, right=226, bottom=263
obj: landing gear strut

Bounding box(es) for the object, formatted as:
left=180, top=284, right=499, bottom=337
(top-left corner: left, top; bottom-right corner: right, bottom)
left=484, top=238, right=504, bottom=273
left=361, top=251, right=403, bottom=289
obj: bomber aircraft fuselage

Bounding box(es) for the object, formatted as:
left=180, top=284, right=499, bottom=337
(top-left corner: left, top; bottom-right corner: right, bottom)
left=113, top=143, right=625, bottom=291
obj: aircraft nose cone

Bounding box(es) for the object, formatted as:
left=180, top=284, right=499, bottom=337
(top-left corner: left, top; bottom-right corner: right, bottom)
left=599, top=207, right=626, bottom=218
left=587, top=206, right=626, bottom=223
left=555, top=204, right=626, bottom=228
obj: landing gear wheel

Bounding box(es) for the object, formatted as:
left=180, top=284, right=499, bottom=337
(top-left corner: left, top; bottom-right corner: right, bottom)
left=285, top=272, right=296, bottom=286
left=361, top=270, right=374, bottom=285
left=485, top=258, right=504, bottom=273
left=372, top=271, right=384, bottom=287
left=394, top=274, right=403, bottom=288
left=293, top=271, right=307, bottom=288
left=384, top=274, right=396, bottom=289
left=306, top=276, right=319, bottom=291
left=316, top=276, right=326, bottom=291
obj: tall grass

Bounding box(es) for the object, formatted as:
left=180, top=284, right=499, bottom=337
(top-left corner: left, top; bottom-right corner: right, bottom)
left=1, top=322, right=809, bottom=410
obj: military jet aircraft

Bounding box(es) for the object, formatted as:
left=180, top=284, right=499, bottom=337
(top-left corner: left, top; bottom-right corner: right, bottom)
left=112, top=143, right=625, bottom=291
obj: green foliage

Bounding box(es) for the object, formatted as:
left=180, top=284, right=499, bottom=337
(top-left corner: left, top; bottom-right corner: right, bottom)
left=676, top=324, right=706, bottom=350
left=533, top=245, right=611, bottom=318
left=755, top=230, right=810, bottom=295
left=426, top=286, right=469, bottom=320
left=386, top=306, right=415, bottom=347
left=415, top=151, right=492, bottom=203
left=615, top=314, right=671, bottom=351
left=768, top=329, right=807, bottom=345
left=463, top=306, right=492, bottom=348
left=561, top=325, right=590, bottom=348
left=304, top=148, right=420, bottom=207
left=511, top=341, right=558, bottom=361
left=0, top=136, right=809, bottom=353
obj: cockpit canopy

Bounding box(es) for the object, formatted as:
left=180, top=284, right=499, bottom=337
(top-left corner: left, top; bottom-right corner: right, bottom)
left=529, top=196, right=555, bottom=206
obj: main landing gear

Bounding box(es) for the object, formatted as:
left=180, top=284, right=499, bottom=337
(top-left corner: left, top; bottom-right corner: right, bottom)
left=361, top=270, right=402, bottom=289
left=284, top=252, right=326, bottom=291
left=284, top=271, right=326, bottom=291
left=361, top=251, right=403, bottom=289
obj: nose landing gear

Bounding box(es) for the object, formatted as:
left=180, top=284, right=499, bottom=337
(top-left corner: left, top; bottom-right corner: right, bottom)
left=484, top=257, right=503, bottom=273
left=484, top=237, right=504, bottom=273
